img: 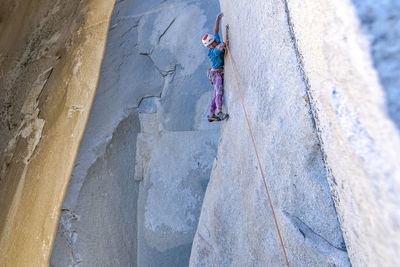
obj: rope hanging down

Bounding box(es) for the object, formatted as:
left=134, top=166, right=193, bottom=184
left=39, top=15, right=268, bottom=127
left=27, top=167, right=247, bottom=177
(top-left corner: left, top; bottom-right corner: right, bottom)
left=223, top=26, right=290, bottom=267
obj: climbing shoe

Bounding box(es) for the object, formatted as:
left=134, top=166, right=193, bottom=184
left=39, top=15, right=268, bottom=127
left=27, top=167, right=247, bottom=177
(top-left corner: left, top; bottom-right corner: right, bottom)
left=207, top=114, right=221, bottom=122
left=217, top=112, right=229, bottom=120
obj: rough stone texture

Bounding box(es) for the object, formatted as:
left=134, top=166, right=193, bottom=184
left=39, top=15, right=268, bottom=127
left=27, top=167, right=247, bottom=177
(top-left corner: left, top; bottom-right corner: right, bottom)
left=2, top=0, right=398, bottom=265
left=136, top=123, right=218, bottom=267
left=0, top=0, right=115, bottom=265
left=190, top=0, right=350, bottom=266
left=51, top=113, right=140, bottom=266
left=352, top=0, right=400, bottom=130
left=51, top=0, right=220, bottom=265
left=285, top=0, right=400, bottom=266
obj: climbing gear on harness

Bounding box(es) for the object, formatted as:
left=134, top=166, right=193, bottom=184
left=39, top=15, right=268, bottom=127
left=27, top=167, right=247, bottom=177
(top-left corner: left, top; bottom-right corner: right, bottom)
left=207, top=68, right=224, bottom=84
left=202, top=33, right=215, bottom=46
left=224, top=25, right=290, bottom=267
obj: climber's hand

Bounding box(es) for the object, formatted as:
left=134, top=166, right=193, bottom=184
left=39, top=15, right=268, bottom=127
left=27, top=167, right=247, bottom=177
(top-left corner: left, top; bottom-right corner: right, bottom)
left=214, top=13, right=224, bottom=33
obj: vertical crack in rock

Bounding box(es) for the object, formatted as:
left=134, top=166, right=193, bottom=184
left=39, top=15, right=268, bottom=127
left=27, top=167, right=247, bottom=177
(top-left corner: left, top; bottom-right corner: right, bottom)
left=281, top=0, right=336, bottom=189
left=282, top=0, right=315, bottom=126
left=189, top=0, right=353, bottom=265
left=282, top=0, right=352, bottom=263
left=283, top=0, right=343, bottom=222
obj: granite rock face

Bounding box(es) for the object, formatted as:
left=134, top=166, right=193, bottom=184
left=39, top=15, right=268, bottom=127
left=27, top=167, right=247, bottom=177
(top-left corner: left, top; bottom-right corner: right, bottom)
left=51, top=0, right=220, bottom=266
left=0, top=0, right=115, bottom=265
left=191, top=0, right=400, bottom=266
left=352, top=0, right=400, bottom=130
left=285, top=0, right=400, bottom=266
left=190, top=0, right=350, bottom=266
left=2, top=0, right=399, bottom=265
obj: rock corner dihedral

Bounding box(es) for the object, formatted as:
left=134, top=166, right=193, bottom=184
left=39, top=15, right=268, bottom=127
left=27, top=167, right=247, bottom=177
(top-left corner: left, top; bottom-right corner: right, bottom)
left=1, top=0, right=399, bottom=266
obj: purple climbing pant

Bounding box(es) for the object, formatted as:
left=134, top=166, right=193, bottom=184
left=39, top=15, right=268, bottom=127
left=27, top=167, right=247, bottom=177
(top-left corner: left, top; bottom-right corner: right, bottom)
left=207, top=69, right=224, bottom=114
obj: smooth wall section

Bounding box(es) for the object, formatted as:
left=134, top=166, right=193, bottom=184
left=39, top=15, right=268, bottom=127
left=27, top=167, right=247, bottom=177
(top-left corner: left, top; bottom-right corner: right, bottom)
left=190, top=0, right=350, bottom=266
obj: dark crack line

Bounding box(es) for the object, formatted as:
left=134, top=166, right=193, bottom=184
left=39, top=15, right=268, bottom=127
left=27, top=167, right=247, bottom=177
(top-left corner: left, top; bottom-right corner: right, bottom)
left=283, top=211, right=346, bottom=252
left=138, top=46, right=154, bottom=56
left=35, top=67, right=53, bottom=109
left=282, top=0, right=328, bottom=166
left=121, top=23, right=139, bottom=38
left=124, top=95, right=162, bottom=113
left=141, top=53, right=176, bottom=78
left=158, top=18, right=176, bottom=44
left=137, top=95, right=160, bottom=108
left=282, top=0, right=349, bottom=254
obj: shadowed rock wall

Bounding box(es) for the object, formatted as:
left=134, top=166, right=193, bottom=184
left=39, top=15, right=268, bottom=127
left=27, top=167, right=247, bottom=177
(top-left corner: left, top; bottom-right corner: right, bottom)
left=51, top=0, right=220, bottom=266
left=0, top=0, right=115, bottom=265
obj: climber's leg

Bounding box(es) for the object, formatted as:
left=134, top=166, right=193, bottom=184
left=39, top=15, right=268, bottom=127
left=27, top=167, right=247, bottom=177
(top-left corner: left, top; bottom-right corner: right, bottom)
left=214, top=75, right=224, bottom=113
left=210, top=94, right=217, bottom=115
left=207, top=70, right=227, bottom=122
left=213, top=74, right=229, bottom=120
left=208, top=92, right=220, bottom=122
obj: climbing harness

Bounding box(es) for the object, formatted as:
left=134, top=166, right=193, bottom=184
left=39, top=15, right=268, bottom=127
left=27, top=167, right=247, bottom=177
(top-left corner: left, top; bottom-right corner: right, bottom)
left=207, top=68, right=224, bottom=84
left=223, top=25, right=290, bottom=267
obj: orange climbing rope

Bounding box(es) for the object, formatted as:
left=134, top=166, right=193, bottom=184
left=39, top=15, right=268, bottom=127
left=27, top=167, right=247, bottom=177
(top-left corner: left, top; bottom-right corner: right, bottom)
left=224, top=31, right=290, bottom=267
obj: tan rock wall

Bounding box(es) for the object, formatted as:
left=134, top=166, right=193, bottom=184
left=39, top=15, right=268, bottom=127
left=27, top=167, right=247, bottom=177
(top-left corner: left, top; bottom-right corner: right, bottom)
left=0, top=0, right=115, bottom=265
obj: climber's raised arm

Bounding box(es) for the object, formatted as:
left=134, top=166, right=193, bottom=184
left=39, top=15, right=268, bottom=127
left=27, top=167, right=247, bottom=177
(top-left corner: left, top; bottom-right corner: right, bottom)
left=214, top=12, right=223, bottom=35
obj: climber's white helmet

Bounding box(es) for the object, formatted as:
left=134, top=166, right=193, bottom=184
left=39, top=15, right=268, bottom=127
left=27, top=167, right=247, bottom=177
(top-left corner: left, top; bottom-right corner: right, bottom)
left=202, top=34, right=215, bottom=47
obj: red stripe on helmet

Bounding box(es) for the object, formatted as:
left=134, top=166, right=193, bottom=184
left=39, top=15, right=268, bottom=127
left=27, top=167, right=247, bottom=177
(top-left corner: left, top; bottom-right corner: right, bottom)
left=202, top=34, right=208, bottom=40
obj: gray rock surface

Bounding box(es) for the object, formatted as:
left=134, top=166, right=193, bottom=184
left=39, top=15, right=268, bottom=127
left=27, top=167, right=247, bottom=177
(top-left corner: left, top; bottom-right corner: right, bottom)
left=190, top=0, right=350, bottom=266
left=51, top=113, right=140, bottom=266
left=48, top=0, right=400, bottom=266
left=352, top=0, right=400, bottom=130
left=136, top=122, right=218, bottom=267
left=51, top=0, right=220, bottom=265
left=285, top=0, right=400, bottom=266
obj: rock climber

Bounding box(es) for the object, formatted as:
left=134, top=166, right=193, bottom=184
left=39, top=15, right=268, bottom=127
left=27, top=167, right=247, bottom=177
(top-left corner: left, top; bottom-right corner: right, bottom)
left=202, top=12, right=229, bottom=122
